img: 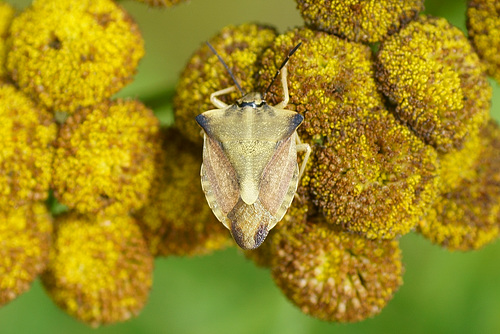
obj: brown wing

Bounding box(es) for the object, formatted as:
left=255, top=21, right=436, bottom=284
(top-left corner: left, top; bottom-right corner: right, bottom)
left=200, top=133, right=239, bottom=229
left=259, top=132, right=299, bottom=228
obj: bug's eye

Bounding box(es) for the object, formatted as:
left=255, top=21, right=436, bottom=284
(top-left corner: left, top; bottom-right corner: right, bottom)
left=238, top=100, right=264, bottom=108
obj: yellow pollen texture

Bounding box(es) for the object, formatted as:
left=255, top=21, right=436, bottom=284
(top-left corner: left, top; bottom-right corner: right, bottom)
left=6, top=0, right=144, bottom=113
left=41, top=213, right=153, bottom=327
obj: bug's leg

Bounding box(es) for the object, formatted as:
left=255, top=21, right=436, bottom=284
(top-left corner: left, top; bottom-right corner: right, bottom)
left=293, top=134, right=311, bottom=202
left=273, top=65, right=289, bottom=109
left=210, top=86, right=237, bottom=109
left=295, top=133, right=311, bottom=180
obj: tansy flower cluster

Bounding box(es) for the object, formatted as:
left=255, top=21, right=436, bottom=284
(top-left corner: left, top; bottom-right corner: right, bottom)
left=173, top=1, right=500, bottom=323
left=0, top=0, right=217, bottom=327
left=0, top=0, right=499, bottom=328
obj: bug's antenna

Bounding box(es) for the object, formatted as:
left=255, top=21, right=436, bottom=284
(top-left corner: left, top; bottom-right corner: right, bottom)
left=263, top=42, right=302, bottom=99
left=206, top=41, right=245, bottom=96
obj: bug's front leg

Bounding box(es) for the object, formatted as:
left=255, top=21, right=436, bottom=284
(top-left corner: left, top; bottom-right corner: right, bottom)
left=293, top=134, right=311, bottom=202
left=210, top=86, right=237, bottom=109
left=273, top=65, right=290, bottom=109
left=295, top=133, right=311, bottom=180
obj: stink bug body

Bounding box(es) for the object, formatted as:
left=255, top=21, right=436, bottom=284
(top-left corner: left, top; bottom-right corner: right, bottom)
left=196, top=42, right=310, bottom=250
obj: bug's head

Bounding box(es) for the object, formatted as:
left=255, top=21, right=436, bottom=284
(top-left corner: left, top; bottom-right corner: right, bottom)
left=236, top=92, right=265, bottom=108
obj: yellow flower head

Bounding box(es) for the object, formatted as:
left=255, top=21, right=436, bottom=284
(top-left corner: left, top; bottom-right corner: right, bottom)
left=438, top=129, right=482, bottom=194
left=418, top=120, right=500, bottom=251
left=295, top=0, right=424, bottom=43
left=6, top=0, right=144, bottom=113
left=269, top=216, right=403, bottom=322
left=259, top=28, right=440, bottom=239
left=0, top=203, right=52, bottom=306
left=41, top=213, right=153, bottom=327
left=259, top=28, right=382, bottom=139
left=136, top=128, right=232, bottom=257
left=174, top=23, right=277, bottom=141
left=467, top=0, right=500, bottom=82
left=0, top=82, right=57, bottom=208
left=51, top=99, right=161, bottom=216
left=376, top=15, right=491, bottom=153
left=135, top=0, right=188, bottom=7
left=0, top=1, right=14, bottom=78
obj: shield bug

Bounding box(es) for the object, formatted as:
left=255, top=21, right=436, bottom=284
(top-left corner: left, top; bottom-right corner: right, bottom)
left=196, top=42, right=311, bottom=250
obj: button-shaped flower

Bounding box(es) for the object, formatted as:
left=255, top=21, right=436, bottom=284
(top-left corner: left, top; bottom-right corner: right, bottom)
left=51, top=99, right=161, bottom=216
left=0, top=82, right=57, bottom=208
left=41, top=213, right=153, bottom=327
left=376, top=16, right=491, bottom=153
left=6, top=0, right=144, bottom=113
left=467, top=0, right=500, bottom=83
left=0, top=203, right=52, bottom=306
left=295, top=0, right=424, bottom=43
left=260, top=214, right=403, bottom=322
left=418, top=120, right=500, bottom=250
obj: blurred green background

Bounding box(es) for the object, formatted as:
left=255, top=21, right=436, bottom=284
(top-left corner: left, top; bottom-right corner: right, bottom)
left=1, top=0, right=500, bottom=333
